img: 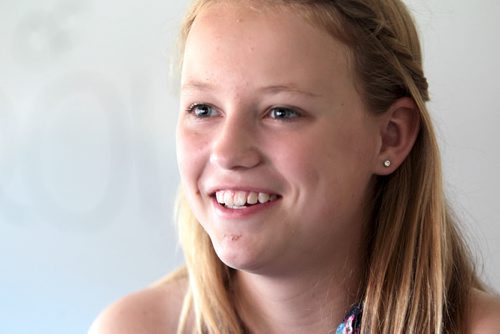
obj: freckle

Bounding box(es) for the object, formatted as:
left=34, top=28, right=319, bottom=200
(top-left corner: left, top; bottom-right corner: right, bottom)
left=225, top=234, right=241, bottom=241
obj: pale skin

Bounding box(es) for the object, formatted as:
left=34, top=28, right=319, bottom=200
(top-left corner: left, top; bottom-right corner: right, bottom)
left=89, top=2, right=500, bottom=333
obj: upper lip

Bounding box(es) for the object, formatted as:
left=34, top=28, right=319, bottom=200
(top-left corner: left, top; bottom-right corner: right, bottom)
left=205, top=185, right=281, bottom=197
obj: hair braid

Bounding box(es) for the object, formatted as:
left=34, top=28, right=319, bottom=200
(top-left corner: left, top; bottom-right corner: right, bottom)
left=330, top=0, right=429, bottom=111
left=317, top=1, right=446, bottom=332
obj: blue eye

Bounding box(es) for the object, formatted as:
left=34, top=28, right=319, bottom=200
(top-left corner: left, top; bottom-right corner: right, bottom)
left=187, top=103, right=218, bottom=118
left=268, top=107, right=300, bottom=120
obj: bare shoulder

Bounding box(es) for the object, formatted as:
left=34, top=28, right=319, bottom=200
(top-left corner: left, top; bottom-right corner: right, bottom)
left=467, top=288, right=500, bottom=334
left=88, top=268, right=189, bottom=334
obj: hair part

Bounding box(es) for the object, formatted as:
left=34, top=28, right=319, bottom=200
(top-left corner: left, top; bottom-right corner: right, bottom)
left=174, top=1, right=483, bottom=333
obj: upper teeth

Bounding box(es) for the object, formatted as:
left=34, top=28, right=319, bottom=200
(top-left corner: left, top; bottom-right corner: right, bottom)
left=215, top=190, right=278, bottom=208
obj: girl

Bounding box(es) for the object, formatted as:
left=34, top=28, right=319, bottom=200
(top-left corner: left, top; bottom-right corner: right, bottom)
left=91, top=0, right=500, bottom=332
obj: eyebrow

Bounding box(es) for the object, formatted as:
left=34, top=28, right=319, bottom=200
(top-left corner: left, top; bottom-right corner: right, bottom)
left=181, top=80, right=213, bottom=91
left=181, top=80, right=322, bottom=98
left=259, top=84, right=322, bottom=98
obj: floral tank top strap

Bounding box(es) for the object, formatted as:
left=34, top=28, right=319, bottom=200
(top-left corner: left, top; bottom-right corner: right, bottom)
left=335, top=303, right=362, bottom=334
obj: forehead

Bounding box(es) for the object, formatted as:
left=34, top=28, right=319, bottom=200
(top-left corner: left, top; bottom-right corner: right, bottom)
left=187, top=1, right=340, bottom=48
left=181, top=1, right=356, bottom=96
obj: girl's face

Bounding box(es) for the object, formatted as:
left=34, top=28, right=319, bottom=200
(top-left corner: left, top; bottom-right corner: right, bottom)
left=177, top=2, right=383, bottom=274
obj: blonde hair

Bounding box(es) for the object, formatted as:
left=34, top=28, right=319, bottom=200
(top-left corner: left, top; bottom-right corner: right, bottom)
left=173, top=0, right=484, bottom=333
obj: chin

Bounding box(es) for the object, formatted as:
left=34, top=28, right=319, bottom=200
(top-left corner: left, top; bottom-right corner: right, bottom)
left=212, top=236, right=267, bottom=273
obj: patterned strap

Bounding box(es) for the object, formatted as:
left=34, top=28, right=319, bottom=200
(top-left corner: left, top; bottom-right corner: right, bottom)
left=335, top=303, right=362, bottom=334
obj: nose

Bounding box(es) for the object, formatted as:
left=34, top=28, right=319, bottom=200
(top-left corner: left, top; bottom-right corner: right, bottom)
left=209, top=113, right=262, bottom=170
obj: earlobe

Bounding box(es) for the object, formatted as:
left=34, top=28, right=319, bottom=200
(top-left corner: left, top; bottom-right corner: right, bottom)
left=375, top=97, right=421, bottom=175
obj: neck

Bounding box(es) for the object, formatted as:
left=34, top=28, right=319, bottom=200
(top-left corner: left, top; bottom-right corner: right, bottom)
left=233, top=257, right=363, bottom=334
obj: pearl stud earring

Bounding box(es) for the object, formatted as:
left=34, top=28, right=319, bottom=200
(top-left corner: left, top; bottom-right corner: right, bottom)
left=383, top=160, right=391, bottom=168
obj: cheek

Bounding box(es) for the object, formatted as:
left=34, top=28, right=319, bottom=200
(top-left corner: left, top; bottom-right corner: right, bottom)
left=276, top=126, right=374, bottom=197
left=176, top=127, right=208, bottom=187
left=176, top=129, right=210, bottom=224
left=271, top=129, right=346, bottom=175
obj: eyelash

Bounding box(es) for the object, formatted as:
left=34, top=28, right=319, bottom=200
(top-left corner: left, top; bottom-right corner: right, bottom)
left=186, top=103, right=219, bottom=118
left=185, top=103, right=303, bottom=121
left=266, top=106, right=301, bottom=121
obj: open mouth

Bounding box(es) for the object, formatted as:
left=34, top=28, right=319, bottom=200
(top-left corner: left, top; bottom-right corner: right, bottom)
left=212, top=190, right=280, bottom=209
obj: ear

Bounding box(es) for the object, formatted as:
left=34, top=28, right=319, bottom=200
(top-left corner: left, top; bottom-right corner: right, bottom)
left=374, top=97, right=421, bottom=175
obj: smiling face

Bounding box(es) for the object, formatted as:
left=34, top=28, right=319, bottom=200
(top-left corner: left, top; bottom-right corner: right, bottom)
left=176, top=2, right=383, bottom=275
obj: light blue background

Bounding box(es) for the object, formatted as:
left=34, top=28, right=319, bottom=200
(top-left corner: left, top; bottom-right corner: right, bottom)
left=0, top=0, right=499, bottom=333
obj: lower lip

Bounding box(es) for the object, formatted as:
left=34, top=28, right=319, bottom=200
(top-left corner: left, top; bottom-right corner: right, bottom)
left=211, top=197, right=280, bottom=218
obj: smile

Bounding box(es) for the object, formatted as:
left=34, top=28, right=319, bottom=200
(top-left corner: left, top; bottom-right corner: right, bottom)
left=214, top=190, right=279, bottom=209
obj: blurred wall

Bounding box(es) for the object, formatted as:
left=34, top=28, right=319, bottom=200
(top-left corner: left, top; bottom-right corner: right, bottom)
left=0, top=0, right=498, bottom=333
